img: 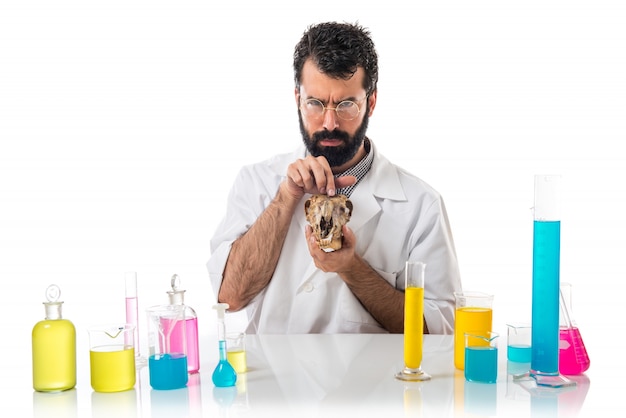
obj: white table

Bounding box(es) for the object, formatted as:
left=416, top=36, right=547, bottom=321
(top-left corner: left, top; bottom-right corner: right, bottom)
left=19, top=333, right=596, bottom=417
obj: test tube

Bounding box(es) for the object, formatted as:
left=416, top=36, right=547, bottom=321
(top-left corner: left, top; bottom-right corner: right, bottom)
left=125, top=272, right=141, bottom=363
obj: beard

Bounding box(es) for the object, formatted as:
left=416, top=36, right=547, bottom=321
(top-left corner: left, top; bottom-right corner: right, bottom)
left=298, top=110, right=369, bottom=168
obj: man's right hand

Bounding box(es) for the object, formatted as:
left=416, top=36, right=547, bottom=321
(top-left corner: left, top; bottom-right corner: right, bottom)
left=283, top=155, right=357, bottom=200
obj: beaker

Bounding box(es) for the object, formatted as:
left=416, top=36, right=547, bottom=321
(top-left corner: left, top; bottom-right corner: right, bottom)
left=147, top=304, right=188, bottom=390
left=454, top=291, right=493, bottom=370
left=559, top=282, right=590, bottom=375
left=507, top=323, right=531, bottom=363
left=88, top=324, right=136, bottom=392
left=226, top=332, right=247, bottom=374
left=464, top=331, right=499, bottom=383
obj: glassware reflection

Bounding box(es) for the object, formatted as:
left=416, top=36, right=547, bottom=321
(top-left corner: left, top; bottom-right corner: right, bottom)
left=514, top=373, right=590, bottom=416
left=403, top=383, right=423, bottom=415
left=150, top=386, right=189, bottom=418
left=213, top=385, right=237, bottom=417
left=91, top=388, right=138, bottom=418
left=188, top=373, right=204, bottom=418
left=33, top=388, right=77, bottom=418
left=464, top=380, right=497, bottom=417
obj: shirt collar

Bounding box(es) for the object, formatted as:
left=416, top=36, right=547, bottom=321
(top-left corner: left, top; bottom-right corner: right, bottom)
left=334, top=138, right=373, bottom=197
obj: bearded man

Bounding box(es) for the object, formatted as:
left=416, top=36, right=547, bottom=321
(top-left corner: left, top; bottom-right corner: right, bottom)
left=207, top=22, right=462, bottom=334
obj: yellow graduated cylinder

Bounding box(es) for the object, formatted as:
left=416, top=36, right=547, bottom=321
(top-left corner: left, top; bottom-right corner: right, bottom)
left=404, top=287, right=424, bottom=369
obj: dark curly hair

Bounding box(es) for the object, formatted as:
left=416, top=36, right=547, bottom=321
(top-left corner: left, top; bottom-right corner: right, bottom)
left=293, top=22, right=378, bottom=97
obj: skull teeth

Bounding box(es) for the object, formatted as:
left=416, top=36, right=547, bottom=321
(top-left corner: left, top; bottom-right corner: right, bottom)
left=320, top=216, right=333, bottom=238
left=320, top=237, right=332, bottom=245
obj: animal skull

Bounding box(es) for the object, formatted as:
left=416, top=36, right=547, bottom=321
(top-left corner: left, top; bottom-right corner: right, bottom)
left=304, top=194, right=353, bottom=252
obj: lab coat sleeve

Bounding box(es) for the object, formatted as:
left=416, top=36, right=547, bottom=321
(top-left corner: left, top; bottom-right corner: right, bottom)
left=408, top=195, right=461, bottom=335
left=206, top=162, right=283, bottom=300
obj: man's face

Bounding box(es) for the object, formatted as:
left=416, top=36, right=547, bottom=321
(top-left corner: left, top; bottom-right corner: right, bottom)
left=298, top=104, right=369, bottom=168
left=296, top=60, right=376, bottom=171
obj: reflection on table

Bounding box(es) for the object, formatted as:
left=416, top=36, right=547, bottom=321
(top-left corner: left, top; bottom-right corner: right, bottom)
left=31, top=334, right=591, bottom=417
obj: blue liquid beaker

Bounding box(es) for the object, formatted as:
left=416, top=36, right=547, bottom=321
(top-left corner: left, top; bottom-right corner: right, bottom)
left=465, top=331, right=498, bottom=383
left=507, top=323, right=531, bottom=364
left=146, top=305, right=188, bottom=390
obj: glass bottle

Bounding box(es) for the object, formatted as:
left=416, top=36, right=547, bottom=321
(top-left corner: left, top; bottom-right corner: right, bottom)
left=167, top=274, right=200, bottom=373
left=32, top=284, right=76, bottom=392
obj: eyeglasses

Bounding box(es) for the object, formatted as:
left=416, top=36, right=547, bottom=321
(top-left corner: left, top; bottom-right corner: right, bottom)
left=300, top=98, right=365, bottom=121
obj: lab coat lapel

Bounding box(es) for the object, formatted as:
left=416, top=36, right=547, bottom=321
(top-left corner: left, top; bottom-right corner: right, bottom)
left=348, top=148, right=407, bottom=232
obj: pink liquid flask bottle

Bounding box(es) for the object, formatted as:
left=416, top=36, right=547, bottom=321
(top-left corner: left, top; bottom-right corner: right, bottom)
left=167, top=274, right=200, bottom=374
left=559, top=283, right=590, bottom=375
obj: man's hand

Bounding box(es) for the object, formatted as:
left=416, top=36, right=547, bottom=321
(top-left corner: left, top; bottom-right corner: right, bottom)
left=305, top=224, right=406, bottom=333
left=284, top=155, right=356, bottom=200
left=305, top=224, right=358, bottom=273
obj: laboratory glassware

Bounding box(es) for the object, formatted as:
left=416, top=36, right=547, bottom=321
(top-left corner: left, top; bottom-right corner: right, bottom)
left=125, top=271, right=146, bottom=367
left=226, top=332, right=247, bottom=373
left=212, top=303, right=237, bottom=387
left=464, top=331, right=499, bottom=383
left=454, top=291, right=493, bottom=370
left=146, top=304, right=188, bottom=390
left=559, top=282, right=590, bottom=375
left=32, top=284, right=76, bottom=392
left=530, top=174, right=575, bottom=388
left=395, top=261, right=431, bottom=381
left=166, top=274, right=200, bottom=373
left=507, top=323, right=532, bottom=363
left=88, top=324, right=136, bottom=392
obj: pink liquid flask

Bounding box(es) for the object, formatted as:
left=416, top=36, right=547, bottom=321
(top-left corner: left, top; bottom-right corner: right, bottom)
left=559, top=283, right=590, bottom=375
left=167, top=274, right=200, bottom=374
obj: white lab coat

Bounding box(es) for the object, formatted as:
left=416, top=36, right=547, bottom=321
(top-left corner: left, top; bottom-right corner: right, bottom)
left=207, top=141, right=462, bottom=334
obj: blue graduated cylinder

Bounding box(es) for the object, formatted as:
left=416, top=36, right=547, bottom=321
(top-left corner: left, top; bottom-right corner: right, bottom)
left=531, top=220, right=561, bottom=374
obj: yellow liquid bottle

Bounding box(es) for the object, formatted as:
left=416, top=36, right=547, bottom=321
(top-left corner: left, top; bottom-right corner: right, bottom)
left=32, top=284, right=76, bottom=392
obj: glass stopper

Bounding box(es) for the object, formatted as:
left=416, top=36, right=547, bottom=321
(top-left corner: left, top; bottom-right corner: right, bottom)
left=45, top=284, right=61, bottom=303
left=171, top=274, right=181, bottom=291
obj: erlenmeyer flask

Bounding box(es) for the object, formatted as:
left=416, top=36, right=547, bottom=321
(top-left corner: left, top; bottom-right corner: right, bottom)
left=559, top=283, right=590, bottom=375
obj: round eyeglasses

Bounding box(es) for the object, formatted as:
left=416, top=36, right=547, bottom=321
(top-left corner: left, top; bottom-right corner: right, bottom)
left=300, top=98, right=364, bottom=121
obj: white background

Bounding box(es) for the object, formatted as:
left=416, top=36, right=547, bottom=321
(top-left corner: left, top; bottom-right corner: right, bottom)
left=1, top=0, right=624, bottom=415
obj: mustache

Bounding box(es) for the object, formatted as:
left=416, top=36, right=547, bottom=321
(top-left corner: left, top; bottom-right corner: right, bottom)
left=311, top=129, right=351, bottom=144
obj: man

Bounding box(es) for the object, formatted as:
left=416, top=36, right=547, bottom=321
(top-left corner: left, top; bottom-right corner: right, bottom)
left=207, top=22, right=462, bottom=334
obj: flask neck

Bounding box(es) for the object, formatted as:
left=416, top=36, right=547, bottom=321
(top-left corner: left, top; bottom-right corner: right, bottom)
left=167, top=289, right=185, bottom=305
left=44, top=302, right=63, bottom=320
